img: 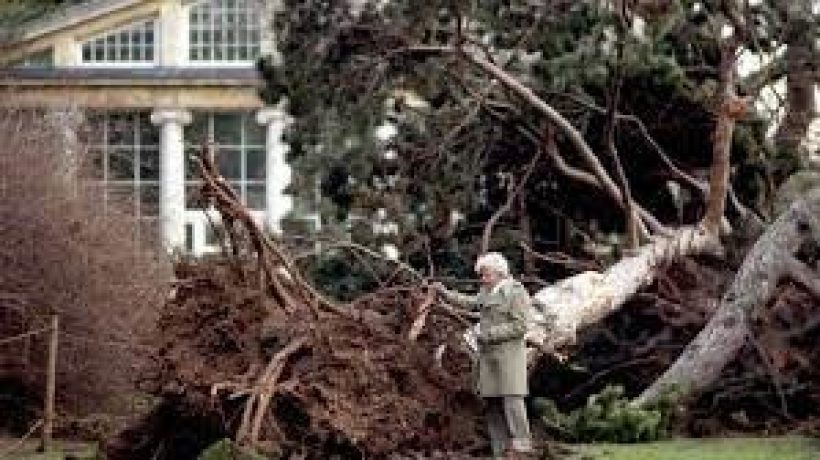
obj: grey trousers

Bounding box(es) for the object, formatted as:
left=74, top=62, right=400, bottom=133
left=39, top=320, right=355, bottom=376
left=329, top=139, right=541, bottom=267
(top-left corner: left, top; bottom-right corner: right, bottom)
left=485, top=396, right=532, bottom=458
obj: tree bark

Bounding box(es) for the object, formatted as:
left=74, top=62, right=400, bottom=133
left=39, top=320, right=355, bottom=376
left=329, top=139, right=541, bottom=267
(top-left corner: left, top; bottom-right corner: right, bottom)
left=635, top=187, right=820, bottom=406
left=526, top=34, right=741, bottom=354
left=773, top=1, right=818, bottom=167
left=702, top=42, right=740, bottom=235
left=528, top=226, right=719, bottom=350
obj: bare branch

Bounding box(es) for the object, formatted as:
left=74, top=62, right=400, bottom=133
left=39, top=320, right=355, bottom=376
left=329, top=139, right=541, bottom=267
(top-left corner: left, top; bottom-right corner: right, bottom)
left=543, top=128, right=667, bottom=237
left=406, top=44, right=670, bottom=236
left=461, top=51, right=624, bottom=211
left=702, top=40, right=743, bottom=234
left=518, top=241, right=602, bottom=273
left=480, top=150, right=542, bottom=254
left=560, top=93, right=709, bottom=197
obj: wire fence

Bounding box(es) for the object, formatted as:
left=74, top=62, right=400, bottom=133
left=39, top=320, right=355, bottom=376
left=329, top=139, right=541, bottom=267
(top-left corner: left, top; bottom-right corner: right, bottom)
left=0, top=312, right=57, bottom=457
left=0, top=418, right=43, bottom=459
left=0, top=307, right=152, bottom=457
left=0, top=327, right=49, bottom=346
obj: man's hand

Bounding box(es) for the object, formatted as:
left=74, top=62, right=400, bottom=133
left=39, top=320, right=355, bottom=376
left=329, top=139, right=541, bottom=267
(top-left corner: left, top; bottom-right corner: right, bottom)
left=427, top=281, right=447, bottom=295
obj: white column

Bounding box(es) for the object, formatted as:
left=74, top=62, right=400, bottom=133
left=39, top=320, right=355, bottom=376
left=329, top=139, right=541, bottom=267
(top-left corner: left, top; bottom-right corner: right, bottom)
left=151, top=109, right=191, bottom=252
left=158, top=1, right=187, bottom=66
left=53, top=36, right=79, bottom=67
left=256, top=106, right=293, bottom=235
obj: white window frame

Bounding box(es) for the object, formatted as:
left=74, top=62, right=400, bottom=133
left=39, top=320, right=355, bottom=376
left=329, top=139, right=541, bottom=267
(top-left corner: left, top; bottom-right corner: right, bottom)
left=12, top=48, right=54, bottom=68
left=184, top=208, right=265, bottom=256
left=76, top=18, right=159, bottom=67
left=183, top=0, right=262, bottom=67
left=87, top=111, right=161, bottom=243
left=183, top=111, right=266, bottom=254
left=184, top=112, right=266, bottom=210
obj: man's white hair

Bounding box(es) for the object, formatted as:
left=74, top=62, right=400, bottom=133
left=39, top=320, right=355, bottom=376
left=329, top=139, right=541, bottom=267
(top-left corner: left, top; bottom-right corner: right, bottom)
left=474, top=252, right=510, bottom=276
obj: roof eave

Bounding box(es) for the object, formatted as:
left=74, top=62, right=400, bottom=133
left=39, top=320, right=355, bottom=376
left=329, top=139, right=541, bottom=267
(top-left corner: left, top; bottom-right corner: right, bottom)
left=8, top=0, right=146, bottom=46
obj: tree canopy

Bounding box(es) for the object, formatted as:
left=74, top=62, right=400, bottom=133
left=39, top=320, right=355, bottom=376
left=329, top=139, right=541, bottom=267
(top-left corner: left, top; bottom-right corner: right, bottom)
left=264, top=0, right=817, bottom=290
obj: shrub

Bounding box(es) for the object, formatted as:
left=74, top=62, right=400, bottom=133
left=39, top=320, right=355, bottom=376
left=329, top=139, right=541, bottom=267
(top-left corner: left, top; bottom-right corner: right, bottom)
left=0, top=108, right=170, bottom=430
left=533, top=385, right=680, bottom=443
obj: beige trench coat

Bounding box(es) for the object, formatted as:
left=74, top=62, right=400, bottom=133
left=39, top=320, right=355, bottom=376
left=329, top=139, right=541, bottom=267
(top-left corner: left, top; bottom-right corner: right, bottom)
left=448, top=279, right=531, bottom=396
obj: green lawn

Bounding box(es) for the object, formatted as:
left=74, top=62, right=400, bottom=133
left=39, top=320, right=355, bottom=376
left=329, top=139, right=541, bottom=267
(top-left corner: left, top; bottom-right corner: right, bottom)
left=0, top=439, right=99, bottom=460
left=3, top=436, right=819, bottom=459
left=574, top=437, right=820, bottom=460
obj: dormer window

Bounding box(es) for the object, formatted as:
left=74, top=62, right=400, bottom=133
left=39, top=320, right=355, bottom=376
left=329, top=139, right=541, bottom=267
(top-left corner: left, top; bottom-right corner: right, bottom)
left=80, top=20, right=156, bottom=64
left=12, top=48, right=54, bottom=68
left=189, top=0, right=261, bottom=63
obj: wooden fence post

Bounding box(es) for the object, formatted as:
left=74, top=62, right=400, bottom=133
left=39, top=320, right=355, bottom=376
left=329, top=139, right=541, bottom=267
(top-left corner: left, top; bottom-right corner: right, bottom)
left=40, top=315, right=58, bottom=452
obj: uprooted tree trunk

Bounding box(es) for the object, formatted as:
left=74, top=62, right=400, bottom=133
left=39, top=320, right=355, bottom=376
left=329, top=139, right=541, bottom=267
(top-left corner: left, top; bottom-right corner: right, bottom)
left=529, top=226, right=718, bottom=350
left=412, top=11, right=745, bottom=366
left=518, top=37, right=742, bottom=359
left=635, top=187, right=820, bottom=406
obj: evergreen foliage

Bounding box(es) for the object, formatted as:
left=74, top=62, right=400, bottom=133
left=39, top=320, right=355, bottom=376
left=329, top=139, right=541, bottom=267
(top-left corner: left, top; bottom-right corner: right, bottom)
left=197, top=439, right=267, bottom=460
left=262, top=0, right=813, bottom=289
left=533, top=385, right=680, bottom=443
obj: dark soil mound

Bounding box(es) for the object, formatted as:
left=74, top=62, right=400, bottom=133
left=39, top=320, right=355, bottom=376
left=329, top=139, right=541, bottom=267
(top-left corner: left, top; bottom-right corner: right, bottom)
left=109, top=259, right=484, bottom=459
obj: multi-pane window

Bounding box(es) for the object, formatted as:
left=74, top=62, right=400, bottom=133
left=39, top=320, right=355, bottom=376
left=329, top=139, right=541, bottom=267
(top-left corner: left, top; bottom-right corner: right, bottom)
left=185, top=112, right=266, bottom=210
left=188, top=0, right=261, bottom=62
left=84, top=112, right=160, bottom=241
left=81, top=20, right=156, bottom=64
left=11, top=48, right=54, bottom=68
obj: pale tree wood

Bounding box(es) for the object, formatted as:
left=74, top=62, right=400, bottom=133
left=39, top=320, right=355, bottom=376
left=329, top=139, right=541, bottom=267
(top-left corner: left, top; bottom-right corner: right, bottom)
left=234, top=336, right=309, bottom=445
left=523, top=36, right=741, bottom=355
left=528, top=226, right=719, bottom=351
left=411, top=39, right=753, bottom=394
left=249, top=337, right=308, bottom=445
left=702, top=42, right=741, bottom=235
left=635, top=188, right=820, bottom=406
left=408, top=288, right=436, bottom=341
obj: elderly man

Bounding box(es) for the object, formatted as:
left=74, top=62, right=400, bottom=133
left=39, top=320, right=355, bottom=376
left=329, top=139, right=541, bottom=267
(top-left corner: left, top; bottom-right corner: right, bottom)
left=433, top=252, right=532, bottom=459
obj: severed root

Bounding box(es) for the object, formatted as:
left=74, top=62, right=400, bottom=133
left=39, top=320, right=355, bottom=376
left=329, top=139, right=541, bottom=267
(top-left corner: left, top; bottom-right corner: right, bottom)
left=235, top=336, right=309, bottom=446
left=408, top=288, right=435, bottom=342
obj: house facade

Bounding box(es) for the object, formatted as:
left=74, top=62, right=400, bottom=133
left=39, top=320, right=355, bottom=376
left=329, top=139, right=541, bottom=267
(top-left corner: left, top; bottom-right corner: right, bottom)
left=0, top=0, right=294, bottom=255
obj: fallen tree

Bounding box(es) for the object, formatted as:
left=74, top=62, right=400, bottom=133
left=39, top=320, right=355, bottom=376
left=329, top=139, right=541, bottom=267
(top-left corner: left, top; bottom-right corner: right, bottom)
left=530, top=252, right=820, bottom=439
left=106, top=148, right=820, bottom=459
left=636, top=186, right=820, bottom=406
left=105, top=1, right=820, bottom=455
left=503, top=30, right=744, bottom=361
left=448, top=9, right=820, bottom=416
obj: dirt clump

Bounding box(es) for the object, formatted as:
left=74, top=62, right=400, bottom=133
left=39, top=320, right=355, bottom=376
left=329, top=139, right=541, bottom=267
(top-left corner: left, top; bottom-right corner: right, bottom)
left=108, top=149, right=486, bottom=459
left=110, top=258, right=483, bottom=459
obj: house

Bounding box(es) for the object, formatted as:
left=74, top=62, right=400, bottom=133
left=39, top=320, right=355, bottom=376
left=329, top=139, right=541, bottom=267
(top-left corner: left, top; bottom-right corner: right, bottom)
left=0, top=0, right=294, bottom=255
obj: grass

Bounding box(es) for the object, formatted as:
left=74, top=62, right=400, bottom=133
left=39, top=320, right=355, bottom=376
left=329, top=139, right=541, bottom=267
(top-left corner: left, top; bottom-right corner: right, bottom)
left=0, top=439, right=99, bottom=460
left=3, top=436, right=819, bottom=459
left=573, top=436, right=820, bottom=460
